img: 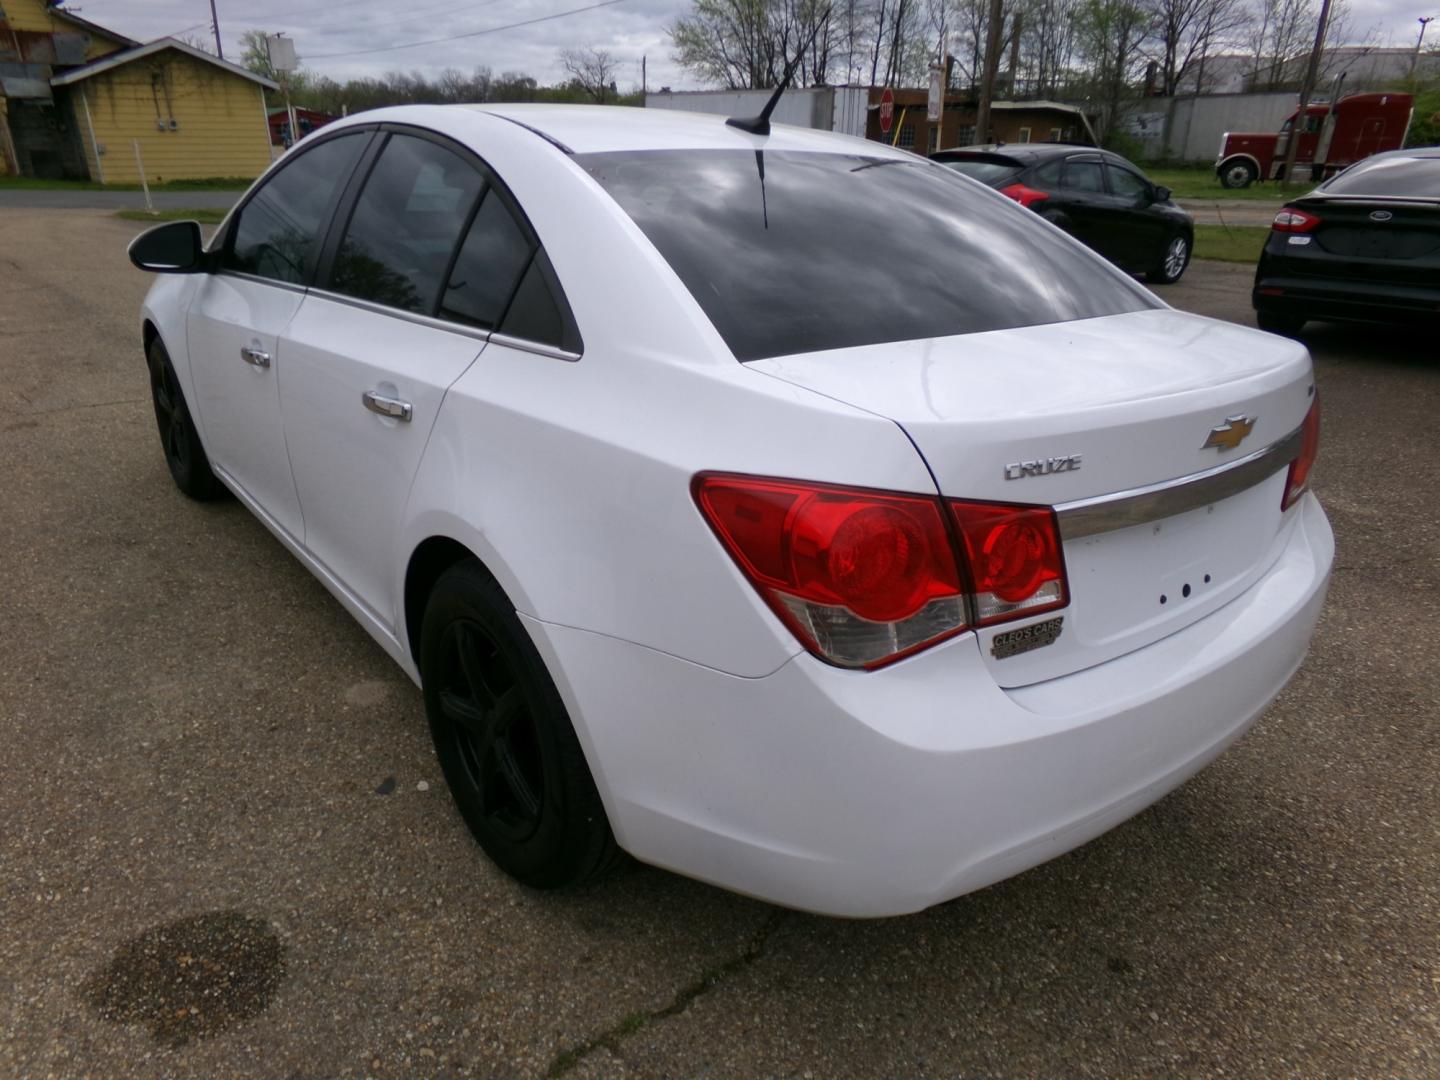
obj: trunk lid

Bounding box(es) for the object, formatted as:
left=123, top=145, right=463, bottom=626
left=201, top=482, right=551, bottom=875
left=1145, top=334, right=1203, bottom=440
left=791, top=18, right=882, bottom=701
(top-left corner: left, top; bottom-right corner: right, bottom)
left=749, top=308, right=1315, bottom=687
left=1290, top=195, right=1440, bottom=286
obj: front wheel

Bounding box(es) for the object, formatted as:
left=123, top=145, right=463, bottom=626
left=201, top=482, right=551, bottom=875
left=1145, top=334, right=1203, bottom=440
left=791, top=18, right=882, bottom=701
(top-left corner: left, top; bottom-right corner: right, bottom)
left=1218, top=159, right=1258, bottom=189
left=1146, top=234, right=1192, bottom=285
left=420, top=561, right=619, bottom=889
left=145, top=337, right=225, bottom=500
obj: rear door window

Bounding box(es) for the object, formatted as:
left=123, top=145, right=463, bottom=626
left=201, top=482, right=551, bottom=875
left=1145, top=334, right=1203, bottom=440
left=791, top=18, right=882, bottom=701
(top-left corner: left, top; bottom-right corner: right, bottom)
left=225, top=132, right=367, bottom=285
left=1061, top=159, right=1106, bottom=192
left=328, top=133, right=484, bottom=314
left=578, top=149, right=1155, bottom=363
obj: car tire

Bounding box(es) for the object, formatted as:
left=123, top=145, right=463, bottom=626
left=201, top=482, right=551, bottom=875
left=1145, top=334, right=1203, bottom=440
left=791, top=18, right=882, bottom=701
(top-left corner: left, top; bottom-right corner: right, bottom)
left=1219, top=160, right=1258, bottom=189
left=420, top=560, right=620, bottom=889
left=1256, top=312, right=1305, bottom=336
left=145, top=336, right=226, bottom=501
left=1146, top=233, right=1192, bottom=285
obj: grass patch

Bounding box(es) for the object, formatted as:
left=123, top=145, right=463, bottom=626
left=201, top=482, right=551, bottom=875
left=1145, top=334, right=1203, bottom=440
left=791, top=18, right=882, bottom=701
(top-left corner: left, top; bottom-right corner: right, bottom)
left=116, top=207, right=228, bottom=224
left=1147, top=166, right=1301, bottom=202
left=1, top=175, right=250, bottom=193
left=1193, top=224, right=1271, bottom=263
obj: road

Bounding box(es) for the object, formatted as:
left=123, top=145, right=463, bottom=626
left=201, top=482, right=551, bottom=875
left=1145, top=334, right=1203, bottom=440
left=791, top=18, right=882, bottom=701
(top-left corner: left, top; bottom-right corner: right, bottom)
left=1, top=209, right=1437, bottom=1078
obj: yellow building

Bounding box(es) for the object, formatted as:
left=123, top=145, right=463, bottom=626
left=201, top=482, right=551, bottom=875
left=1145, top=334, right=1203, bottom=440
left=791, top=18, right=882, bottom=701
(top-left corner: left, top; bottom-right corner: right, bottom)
left=2, top=0, right=276, bottom=182
left=52, top=39, right=277, bottom=184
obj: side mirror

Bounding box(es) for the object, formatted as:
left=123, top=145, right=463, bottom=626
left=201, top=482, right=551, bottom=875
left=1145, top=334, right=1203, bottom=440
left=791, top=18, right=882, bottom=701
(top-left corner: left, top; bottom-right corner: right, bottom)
left=128, top=220, right=207, bottom=273
left=1153, top=185, right=1172, bottom=203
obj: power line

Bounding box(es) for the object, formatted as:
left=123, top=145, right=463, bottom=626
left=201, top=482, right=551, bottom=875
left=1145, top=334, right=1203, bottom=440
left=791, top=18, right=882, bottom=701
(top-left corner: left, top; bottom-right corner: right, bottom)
left=303, top=0, right=629, bottom=60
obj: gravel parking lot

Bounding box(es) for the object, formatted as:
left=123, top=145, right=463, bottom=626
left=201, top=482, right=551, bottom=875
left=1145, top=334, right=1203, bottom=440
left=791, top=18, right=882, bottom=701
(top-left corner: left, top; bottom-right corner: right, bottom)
left=1, top=208, right=1436, bottom=1078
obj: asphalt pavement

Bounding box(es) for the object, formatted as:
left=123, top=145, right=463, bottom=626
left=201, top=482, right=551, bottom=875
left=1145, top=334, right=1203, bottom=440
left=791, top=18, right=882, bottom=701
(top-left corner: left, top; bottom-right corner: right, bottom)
left=1, top=209, right=1436, bottom=1078
left=0, top=188, right=243, bottom=211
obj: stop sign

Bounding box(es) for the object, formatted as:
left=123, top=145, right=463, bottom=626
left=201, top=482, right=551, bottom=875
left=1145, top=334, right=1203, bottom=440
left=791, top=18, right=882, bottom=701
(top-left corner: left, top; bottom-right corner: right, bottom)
left=879, top=87, right=895, bottom=135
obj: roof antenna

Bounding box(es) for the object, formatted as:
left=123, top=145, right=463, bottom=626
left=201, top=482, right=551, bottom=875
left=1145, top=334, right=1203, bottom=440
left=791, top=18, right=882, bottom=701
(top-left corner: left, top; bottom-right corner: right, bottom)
left=726, top=9, right=831, bottom=136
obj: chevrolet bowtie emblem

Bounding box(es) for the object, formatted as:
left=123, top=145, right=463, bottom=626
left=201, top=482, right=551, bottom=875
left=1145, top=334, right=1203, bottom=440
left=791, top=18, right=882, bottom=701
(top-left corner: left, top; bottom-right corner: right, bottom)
left=1202, top=415, right=1256, bottom=452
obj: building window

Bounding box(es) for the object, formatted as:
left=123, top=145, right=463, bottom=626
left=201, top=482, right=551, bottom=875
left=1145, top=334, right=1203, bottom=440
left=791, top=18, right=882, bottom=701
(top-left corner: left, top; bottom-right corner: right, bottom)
left=955, top=124, right=976, bottom=147
left=1018, top=127, right=1032, bottom=143
left=897, top=124, right=915, bottom=149
left=1050, top=127, right=1062, bottom=142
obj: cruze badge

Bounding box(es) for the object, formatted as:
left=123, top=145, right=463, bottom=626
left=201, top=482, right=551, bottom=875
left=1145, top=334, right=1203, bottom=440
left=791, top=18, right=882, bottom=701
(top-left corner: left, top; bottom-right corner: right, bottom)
left=1004, top=453, right=1082, bottom=480
left=1202, top=415, right=1256, bottom=452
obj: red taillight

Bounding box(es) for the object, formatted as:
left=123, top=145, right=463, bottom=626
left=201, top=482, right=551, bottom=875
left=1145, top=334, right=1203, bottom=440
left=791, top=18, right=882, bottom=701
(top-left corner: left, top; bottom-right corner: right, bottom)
left=949, top=502, right=1068, bottom=625
left=999, top=182, right=1051, bottom=208
left=1272, top=208, right=1321, bottom=233
left=1282, top=396, right=1321, bottom=510
left=693, top=475, right=1069, bottom=669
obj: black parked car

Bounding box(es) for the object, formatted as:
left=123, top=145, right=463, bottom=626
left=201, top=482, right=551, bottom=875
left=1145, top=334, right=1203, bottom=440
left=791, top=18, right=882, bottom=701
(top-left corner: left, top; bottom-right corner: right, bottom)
left=931, top=145, right=1195, bottom=284
left=1253, top=148, right=1440, bottom=336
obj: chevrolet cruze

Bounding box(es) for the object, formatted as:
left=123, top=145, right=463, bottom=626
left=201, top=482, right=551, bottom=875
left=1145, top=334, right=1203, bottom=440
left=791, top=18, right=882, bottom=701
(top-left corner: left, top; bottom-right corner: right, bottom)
left=129, top=104, right=1333, bottom=917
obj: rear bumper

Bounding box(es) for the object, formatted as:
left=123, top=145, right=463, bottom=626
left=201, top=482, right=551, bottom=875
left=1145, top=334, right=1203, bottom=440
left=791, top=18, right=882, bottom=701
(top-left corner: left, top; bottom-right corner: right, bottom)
left=1253, top=271, right=1440, bottom=325
left=525, top=494, right=1334, bottom=917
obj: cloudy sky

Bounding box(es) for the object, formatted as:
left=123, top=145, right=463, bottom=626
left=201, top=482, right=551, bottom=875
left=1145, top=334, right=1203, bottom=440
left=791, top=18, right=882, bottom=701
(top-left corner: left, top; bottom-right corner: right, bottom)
left=78, top=0, right=1436, bottom=91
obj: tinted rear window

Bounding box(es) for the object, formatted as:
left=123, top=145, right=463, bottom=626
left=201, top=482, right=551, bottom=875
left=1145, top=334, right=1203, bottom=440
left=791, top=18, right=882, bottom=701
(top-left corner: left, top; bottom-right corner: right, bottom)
left=1322, top=155, right=1440, bottom=197
left=578, top=150, right=1154, bottom=362
left=936, top=159, right=1021, bottom=185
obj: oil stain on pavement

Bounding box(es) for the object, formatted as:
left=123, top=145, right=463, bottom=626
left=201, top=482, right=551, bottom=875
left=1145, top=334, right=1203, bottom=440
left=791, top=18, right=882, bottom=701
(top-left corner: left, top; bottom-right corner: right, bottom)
left=83, top=911, right=287, bottom=1046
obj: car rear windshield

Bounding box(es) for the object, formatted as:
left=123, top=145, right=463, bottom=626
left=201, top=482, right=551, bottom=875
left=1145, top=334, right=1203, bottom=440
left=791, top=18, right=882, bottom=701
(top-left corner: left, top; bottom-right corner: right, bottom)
left=577, top=149, right=1157, bottom=362
left=936, top=158, right=1022, bottom=185
left=1322, top=155, right=1440, bottom=197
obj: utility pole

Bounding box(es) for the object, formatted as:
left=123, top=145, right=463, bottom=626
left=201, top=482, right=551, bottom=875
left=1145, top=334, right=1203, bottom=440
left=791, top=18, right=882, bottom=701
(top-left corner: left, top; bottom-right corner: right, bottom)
left=1280, top=0, right=1333, bottom=187
left=975, top=0, right=1004, bottom=144
left=209, top=0, right=224, bottom=60
left=1414, top=17, right=1434, bottom=80
left=642, top=55, right=647, bottom=97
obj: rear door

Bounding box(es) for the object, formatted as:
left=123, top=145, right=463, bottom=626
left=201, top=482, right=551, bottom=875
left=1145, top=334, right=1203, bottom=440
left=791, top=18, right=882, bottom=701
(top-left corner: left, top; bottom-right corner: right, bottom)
left=186, top=129, right=371, bottom=539
left=1053, top=155, right=1111, bottom=253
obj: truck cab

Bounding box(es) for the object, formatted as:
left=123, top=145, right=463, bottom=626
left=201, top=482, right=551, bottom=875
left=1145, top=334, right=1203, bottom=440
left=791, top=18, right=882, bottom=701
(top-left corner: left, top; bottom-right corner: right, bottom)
left=1215, top=93, right=1414, bottom=189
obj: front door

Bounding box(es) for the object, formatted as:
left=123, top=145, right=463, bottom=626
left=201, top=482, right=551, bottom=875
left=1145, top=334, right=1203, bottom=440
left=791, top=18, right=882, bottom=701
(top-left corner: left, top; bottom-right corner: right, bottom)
left=185, top=129, right=371, bottom=540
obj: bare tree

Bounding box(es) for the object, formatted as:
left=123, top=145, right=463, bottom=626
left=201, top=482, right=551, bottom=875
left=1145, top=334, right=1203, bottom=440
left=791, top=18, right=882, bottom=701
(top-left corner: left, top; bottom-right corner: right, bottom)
left=559, top=46, right=620, bottom=103
left=1146, top=0, right=1246, bottom=96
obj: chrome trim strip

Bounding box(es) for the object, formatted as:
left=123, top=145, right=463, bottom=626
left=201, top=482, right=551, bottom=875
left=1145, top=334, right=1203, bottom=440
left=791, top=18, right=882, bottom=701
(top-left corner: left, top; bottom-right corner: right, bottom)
left=487, top=331, right=581, bottom=363
left=306, top=288, right=493, bottom=343
left=1055, top=426, right=1303, bottom=539
left=219, top=270, right=308, bottom=295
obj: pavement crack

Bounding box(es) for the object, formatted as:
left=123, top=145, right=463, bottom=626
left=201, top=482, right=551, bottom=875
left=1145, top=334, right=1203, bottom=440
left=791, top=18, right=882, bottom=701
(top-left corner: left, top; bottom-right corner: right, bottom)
left=546, top=910, right=787, bottom=1077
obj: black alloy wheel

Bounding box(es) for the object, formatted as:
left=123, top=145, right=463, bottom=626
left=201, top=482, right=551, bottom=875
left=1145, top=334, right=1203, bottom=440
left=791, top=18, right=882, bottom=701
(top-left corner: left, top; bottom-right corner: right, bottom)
left=420, top=561, right=619, bottom=888
left=145, top=337, right=225, bottom=500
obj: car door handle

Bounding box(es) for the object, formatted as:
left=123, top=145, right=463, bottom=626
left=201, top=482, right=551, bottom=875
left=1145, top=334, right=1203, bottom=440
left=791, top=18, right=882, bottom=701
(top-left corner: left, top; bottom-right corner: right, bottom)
left=240, top=346, right=271, bottom=368
left=362, top=389, right=412, bottom=422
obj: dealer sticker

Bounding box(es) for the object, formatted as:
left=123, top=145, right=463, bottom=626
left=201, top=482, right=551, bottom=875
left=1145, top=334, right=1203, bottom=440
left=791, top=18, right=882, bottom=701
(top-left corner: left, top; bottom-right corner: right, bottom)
left=990, top=616, right=1064, bottom=660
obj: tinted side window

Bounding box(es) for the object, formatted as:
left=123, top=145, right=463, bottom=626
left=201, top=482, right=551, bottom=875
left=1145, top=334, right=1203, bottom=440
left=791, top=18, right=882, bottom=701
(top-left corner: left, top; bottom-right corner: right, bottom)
left=498, top=250, right=577, bottom=350
left=1029, top=158, right=1064, bottom=188
left=330, top=134, right=484, bottom=314
left=226, top=133, right=366, bottom=284
left=1061, top=160, right=1105, bottom=192
left=438, top=191, right=532, bottom=329
left=1107, top=165, right=1150, bottom=200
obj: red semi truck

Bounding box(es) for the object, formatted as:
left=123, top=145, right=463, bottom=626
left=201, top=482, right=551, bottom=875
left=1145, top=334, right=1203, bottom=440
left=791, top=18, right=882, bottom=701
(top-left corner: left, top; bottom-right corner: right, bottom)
left=1214, top=92, right=1414, bottom=188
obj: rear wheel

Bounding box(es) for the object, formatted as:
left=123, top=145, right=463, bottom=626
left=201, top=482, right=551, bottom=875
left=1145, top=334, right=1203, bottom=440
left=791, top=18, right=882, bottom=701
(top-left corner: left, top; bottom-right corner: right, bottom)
left=420, top=561, right=619, bottom=889
left=1146, top=233, right=1191, bottom=285
left=145, top=336, right=225, bottom=501
left=1256, top=311, right=1305, bottom=336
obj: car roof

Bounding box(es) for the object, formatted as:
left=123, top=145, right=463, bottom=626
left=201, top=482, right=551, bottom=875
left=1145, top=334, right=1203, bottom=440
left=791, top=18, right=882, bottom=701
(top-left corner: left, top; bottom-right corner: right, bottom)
left=933, top=143, right=1106, bottom=165
left=463, top=103, right=918, bottom=158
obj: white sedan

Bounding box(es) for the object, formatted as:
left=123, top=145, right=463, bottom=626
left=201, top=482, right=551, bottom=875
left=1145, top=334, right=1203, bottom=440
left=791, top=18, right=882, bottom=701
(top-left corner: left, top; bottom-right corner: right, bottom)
left=129, top=104, right=1332, bottom=917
